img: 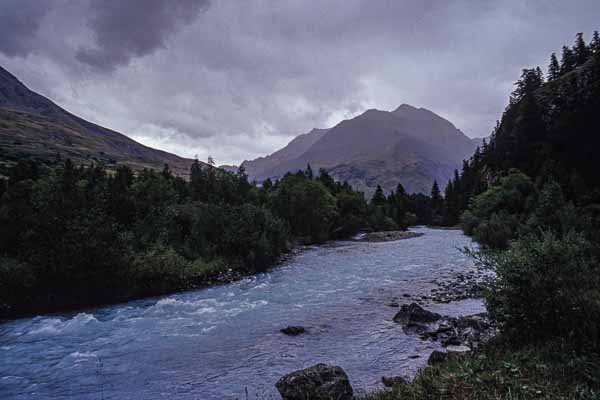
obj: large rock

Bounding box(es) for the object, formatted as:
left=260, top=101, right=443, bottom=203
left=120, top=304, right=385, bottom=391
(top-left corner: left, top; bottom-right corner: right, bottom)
left=281, top=326, right=306, bottom=335
left=393, top=303, right=441, bottom=325
left=275, top=363, right=353, bottom=400
left=418, top=313, right=496, bottom=350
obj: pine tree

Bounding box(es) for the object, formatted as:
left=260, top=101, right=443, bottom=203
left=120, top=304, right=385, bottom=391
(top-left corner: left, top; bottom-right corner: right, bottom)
left=306, top=163, right=314, bottom=179
left=548, top=53, right=560, bottom=80
left=511, top=69, right=544, bottom=102
left=395, top=183, right=406, bottom=197
left=161, top=163, right=171, bottom=179
left=430, top=180, right=441, bottom=208
left=371, top=185, right=386, bottom=206
left=560, top=46, right=576, bottom=74
left=189, top=158, right=205, bottom=201
left=591, top=31, right=600, bottom=54
left=573, top=32, right=590, bottom=66
left=535, top=66, right=544, bottom=83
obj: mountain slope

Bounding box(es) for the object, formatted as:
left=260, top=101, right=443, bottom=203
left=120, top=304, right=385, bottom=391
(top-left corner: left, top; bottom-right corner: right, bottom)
left=242, top=104, right=477, bottom=194
left=240, top=128, right=328, bottom=179
left=0, top=65, right=197, bottom=175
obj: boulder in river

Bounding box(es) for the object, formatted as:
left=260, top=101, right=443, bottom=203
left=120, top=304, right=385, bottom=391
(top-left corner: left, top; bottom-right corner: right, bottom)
left=276, top=363, right=353, bottom=400
left=281, top=326, right=306, bottom=335
left=393, top=303, right=441, bottom=325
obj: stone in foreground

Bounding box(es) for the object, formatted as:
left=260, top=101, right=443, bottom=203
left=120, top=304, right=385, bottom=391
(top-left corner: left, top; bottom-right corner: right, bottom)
left=276, top=363, right=353, bottom=400
left=393, top=303, right=441, bottom=325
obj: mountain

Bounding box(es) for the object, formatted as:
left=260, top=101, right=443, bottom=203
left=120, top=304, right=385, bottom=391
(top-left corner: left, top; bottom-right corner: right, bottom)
left=0, top=65, right=198, bottom=175
left=242, top=104, right=477, bottom=194
left=241, top=128, right=328, bottom=179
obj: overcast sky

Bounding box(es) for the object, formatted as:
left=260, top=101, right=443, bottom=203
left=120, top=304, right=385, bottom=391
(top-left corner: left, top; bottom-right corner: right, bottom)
left=1, top=0, right=598, bottom=165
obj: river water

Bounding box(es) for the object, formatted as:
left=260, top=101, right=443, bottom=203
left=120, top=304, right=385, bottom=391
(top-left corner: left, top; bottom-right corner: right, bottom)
left=0, top=227, right=483, bottom=399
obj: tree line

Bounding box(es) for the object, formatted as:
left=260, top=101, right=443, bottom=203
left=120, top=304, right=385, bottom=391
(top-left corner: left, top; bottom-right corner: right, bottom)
left=0, top=154, right=433, bottom=318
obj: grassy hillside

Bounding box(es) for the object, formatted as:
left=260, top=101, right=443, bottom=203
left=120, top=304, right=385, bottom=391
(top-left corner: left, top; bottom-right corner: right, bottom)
left=0, top=65, right=197, bottom=176
left=0, top=108, right=194, bottom=175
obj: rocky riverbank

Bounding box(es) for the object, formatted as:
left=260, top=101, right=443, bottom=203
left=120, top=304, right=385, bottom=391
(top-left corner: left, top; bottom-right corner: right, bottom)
left=392, top=303, right=496, bottom=351
left=352, top=231, right=424, bottom=242
left=275, top=234, right=496, bottom=399
left=276, top=303, right=497, bottom=400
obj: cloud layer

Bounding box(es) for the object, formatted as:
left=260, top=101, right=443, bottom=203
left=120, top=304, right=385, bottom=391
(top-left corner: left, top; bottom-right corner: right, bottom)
left=1, top=0, right=599, bottom=164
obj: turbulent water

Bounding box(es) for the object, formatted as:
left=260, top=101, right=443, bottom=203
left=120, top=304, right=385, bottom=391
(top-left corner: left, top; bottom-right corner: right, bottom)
left=0, top=228, right=483, bottom=399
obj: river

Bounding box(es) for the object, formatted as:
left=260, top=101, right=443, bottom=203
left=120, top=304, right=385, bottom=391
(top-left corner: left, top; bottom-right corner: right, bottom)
left=0, top=227, right=483, bottom=399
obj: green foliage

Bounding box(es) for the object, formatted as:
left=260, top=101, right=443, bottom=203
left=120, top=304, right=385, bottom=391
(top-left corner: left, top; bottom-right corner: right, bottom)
left=370, top=185, right=386, bottom=206
left=362, top=340, right=600, bottom=400
left=0, top=159, right=377, bottom=317
left=574, top=32, right=590, bottom=66
left=561, top=45, right=577, bottom=74
left=362, top=27, right=600, bottom=400
left=127, top=245, right=226, bottom=294
left=548, top=52, right=561, bottom=81
left=463, top=170, right=535, bottom=248
left=268, top=173, right=338, bottom=243
left=479, top=231, right=600, bottom=351
left=335, top=190, right=368, bottom=237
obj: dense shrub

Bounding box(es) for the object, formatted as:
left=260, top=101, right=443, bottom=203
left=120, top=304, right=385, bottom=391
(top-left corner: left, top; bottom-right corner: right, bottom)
left=478, top=231, right=600, bottom=350
left=362, top=340, right=600, bottom=400
left=462, top=170, right=536, bottom=248
left=472, top=211, right=519, bottom=249
left=268, top=173, right=338, bottom=243
left=127, top=245, right=226, bottom=294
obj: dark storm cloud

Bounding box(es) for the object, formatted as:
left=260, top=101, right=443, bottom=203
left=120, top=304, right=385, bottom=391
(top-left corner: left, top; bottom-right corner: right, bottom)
left=76, top=0, right=210, bottom=71
left=0, top=0, right=599, bottom=164
left=0, top=0, right=52, bottom=57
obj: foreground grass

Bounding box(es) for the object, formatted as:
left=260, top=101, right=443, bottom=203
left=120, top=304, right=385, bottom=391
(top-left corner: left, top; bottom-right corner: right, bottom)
left=362, top=339, right=600, bottom=400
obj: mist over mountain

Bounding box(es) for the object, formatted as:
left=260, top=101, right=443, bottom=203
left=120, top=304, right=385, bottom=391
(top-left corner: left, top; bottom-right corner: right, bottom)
left=242, top=104, right=477, bottom=195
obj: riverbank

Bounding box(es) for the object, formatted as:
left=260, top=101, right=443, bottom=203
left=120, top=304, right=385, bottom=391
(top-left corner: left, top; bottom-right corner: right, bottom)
left=361, top=338, right=599, bottom=400
left=0, top=229, right=425, bottom=322
left=352, top=230, right=424, bottom=242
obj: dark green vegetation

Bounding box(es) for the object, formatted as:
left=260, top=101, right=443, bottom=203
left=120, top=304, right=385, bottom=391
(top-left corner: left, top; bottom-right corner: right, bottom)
left=366, top=31, right=600, bottom=399
left=363, top=340, right=600, bottom=400
left=0, top=154, right=421, bottom=318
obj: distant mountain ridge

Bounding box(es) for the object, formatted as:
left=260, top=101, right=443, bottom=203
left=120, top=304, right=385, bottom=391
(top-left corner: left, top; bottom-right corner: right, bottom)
left=0, top=65, right=199, bottom=175
left=241, top=104, right=477, bottom=195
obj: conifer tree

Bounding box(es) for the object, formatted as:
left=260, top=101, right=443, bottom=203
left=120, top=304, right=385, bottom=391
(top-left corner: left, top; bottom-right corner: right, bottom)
left=560, top=46, right=576, bottom=74
left=430, top=180, right=441, bottom=208
left=395, top=182, right=406, bottom=197
left=573, top=32, right=590, bottom=66
left=511, top=69, right=543, bottom=102
left=591, top=31, right=600, bottom=54
left=161, top=163, right=172, bottom=179
left=189, top=158, right=205, bottom=200
left=548, top=53, right=560, bottom=80
left=371, top=185, right=386, bottom=206
left=306, top=163, right=314, bottom=179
